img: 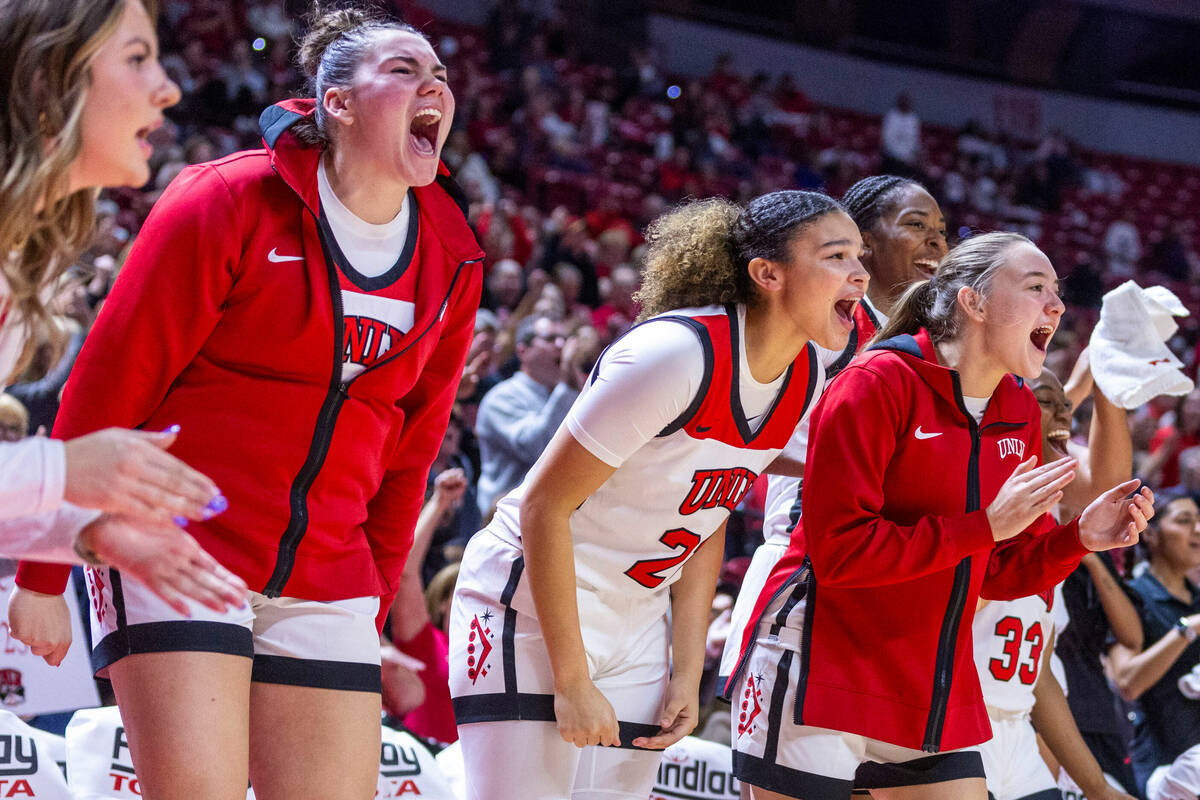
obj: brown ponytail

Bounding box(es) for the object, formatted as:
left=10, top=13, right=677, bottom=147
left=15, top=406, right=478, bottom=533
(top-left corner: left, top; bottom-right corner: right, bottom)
left=875, top=279, right=937, bottom=342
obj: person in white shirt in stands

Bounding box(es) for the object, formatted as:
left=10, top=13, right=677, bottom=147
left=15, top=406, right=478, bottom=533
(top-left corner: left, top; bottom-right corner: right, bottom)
left=1103, top=212, right=1142, bottom=280
left=0, top=0, right=244, bottom=612
left=475, top=313, right=588, bottom=516
left=880, top=93, right=921, bottom=177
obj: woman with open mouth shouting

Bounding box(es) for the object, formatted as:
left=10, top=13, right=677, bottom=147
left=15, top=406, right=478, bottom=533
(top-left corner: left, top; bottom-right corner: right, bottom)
left=729, top=231, right=1154, bottom=800
left=449, top=191, right=867, bottom=800
left=842, top=174, right=949, bottom=334
left=12, top=4, right=483, bottom=799
left=716, top=174, right=948, bottom=713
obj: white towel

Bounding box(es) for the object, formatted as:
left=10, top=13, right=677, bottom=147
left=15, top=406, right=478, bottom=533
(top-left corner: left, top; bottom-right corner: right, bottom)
left=1089, top=280, right=1194, bottom=409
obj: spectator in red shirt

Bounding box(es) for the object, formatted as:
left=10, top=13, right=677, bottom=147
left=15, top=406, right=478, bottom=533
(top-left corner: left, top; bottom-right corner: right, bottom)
left=584, top=192, right=638, bottom=245
left=706, top=53, right=743, bottom=101
left=774, top=74, right=813, bottom=116
left=385, top=466, right=470, bottom=744
left=477, top=201, right=535, bottom=268
left=658, top=145, right=697, bottom=200
left=593, top=226, right=634, bottom=279
left=180, top=0, right=237, bottom=55
left=591, top=263, right=640, bottom=341
left=1144, top=388, right=1200, bottom=488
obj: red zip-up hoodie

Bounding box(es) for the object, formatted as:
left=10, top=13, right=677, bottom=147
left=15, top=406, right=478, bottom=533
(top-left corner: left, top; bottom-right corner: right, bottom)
left=736, top=329, right=1089, bottom=753
left=18, top=100, right=484, bottom=607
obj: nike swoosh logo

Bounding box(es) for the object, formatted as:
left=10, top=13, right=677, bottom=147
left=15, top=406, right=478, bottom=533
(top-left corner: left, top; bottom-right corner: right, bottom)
left=696, top=425, right=713, bottom=433
left=914, top=427, right=942, bottom=440
left=267, top=248, right=304, bottom=263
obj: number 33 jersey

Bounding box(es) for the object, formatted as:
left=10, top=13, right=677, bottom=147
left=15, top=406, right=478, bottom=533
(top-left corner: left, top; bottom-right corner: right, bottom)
left=486, top=304, right=823, bottom=606
left=972, top=585, right=1068, bottom=714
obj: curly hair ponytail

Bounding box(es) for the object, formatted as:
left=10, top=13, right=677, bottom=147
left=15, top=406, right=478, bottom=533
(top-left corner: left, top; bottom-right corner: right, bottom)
left=635, top=198, right=742, bottom=319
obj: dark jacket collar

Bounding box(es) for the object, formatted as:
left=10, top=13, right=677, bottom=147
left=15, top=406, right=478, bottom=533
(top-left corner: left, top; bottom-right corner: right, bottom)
left=868, top=328, right=1030, bottom=426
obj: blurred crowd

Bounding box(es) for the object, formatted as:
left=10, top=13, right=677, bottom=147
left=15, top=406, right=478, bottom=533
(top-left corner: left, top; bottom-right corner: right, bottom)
left=5, top=0, right=1200, bottom=796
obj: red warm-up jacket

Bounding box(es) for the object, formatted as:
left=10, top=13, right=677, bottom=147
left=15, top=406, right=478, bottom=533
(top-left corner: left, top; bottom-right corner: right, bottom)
left=18, top=100, right=484, bottom=607
left=746, top=329, right=1089, bottom=753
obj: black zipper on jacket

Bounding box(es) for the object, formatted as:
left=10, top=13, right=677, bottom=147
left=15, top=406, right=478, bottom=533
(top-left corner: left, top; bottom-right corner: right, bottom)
left=921, top=373, right=980, bottom=753
left=261, top=175, right=482, bottom=597
left=262, top=227, right=350, bottom=598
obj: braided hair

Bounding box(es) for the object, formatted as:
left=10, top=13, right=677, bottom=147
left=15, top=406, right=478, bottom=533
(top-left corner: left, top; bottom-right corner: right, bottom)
left=840, top=175, right=926, bottom=234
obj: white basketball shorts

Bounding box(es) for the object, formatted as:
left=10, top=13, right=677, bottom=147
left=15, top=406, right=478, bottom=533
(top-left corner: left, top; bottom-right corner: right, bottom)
left=85, top=566, right=381, bottom=692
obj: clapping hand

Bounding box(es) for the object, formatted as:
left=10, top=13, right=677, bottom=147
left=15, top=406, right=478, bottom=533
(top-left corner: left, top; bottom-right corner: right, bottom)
left=1078, top=480, right=1154, bottom=552
left=986, top=456, right=1077, bottom=542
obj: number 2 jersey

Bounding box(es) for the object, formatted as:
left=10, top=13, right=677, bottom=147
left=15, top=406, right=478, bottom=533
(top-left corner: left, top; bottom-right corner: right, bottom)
left=485, top=304, right=823, bottom=609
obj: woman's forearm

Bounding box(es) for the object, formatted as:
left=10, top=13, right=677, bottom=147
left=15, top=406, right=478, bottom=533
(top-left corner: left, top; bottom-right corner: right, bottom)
left=522, top=501, right=591, bottom=688
left=1032, top=650, right=1110, bottom=796
left=1063, top=349, right=1094, bottom=413
left=1084, top=386, right=1132, bottom=497
left=404, top=495, right=444, bottom=580
left=517, top=429, right=619, bottom=690
left=1082, top=554, right=1142, bottom=650
left=1110, top=633, right=1190, bottom=701
left=668, top=522, right=726, bottom=686
left=391, top=488, right=453, bottom=643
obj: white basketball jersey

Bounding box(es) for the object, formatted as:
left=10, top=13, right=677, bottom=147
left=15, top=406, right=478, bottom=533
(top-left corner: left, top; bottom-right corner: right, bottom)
left=762, top=460, right=804, bottom=547
left=973, top=585, right=1065, bottom=713
left=487, top=305, right=823, bottom=607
